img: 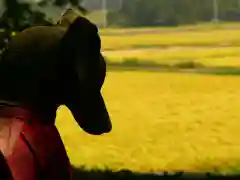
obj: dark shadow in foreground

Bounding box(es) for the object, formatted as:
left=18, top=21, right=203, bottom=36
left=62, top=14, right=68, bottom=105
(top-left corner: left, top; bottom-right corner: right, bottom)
left=72, top=166, right=240, bottom=180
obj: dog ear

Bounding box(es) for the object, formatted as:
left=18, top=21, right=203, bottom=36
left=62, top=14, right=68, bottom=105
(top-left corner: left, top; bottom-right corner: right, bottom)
left=58, top=16, right=101, bottom=86
left=59, top=16, right=98, bottom=55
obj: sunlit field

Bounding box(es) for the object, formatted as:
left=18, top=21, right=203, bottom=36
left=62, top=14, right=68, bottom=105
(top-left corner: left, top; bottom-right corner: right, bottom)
left=101, top=28, right=240, bottom=50
left=101, top=23, right=240, bottom=68
left=56, top=71, right=240, bottom=173
left=56, top=23, right=240, bottom=174
left=103, top=47, right=240, bottom=67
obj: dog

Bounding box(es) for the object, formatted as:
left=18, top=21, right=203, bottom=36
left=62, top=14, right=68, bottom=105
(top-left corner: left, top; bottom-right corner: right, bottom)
left=0, top=12, right=112, bottom=180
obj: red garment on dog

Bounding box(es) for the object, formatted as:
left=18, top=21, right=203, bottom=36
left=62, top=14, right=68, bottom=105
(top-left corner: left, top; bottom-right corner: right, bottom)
left=0, top=106, right=72, bottom=180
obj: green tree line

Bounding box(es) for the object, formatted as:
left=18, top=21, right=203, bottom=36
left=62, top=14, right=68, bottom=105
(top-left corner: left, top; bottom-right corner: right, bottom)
left=107, top=0, right=240, bottom=27
left=2, top=0, right=240, bottom=30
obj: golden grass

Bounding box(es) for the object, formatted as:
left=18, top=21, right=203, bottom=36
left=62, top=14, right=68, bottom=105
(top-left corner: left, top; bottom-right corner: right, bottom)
left=56, top=71, right=240, bottom=173
left=100, top=29, right=240, bottom=50
left=100, top=22, right=240, bottom=34
left=100, top=23, right=240, bottom=68
left=55, top=24, right=240, bottom=173
left=103, top=47, right=240, bottom=67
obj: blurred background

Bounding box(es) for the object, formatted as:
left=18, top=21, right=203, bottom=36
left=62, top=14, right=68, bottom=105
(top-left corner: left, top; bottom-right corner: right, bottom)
left=2, top=0, right=240, bottom=177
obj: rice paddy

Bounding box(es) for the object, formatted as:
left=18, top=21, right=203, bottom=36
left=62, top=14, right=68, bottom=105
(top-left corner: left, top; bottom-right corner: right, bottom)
left=56, top=23, right=240, bottom=174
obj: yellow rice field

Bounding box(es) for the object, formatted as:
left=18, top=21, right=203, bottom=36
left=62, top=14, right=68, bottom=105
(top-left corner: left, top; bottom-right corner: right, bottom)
left=103, top=47, right=240, bottom=67
left=56, top=71, right=240, bottom=173
left=101, top=29, right=240, bottom=50
left=56, top=24, right=240, bottom=173
left=100, top=24, right=240, bottom=68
